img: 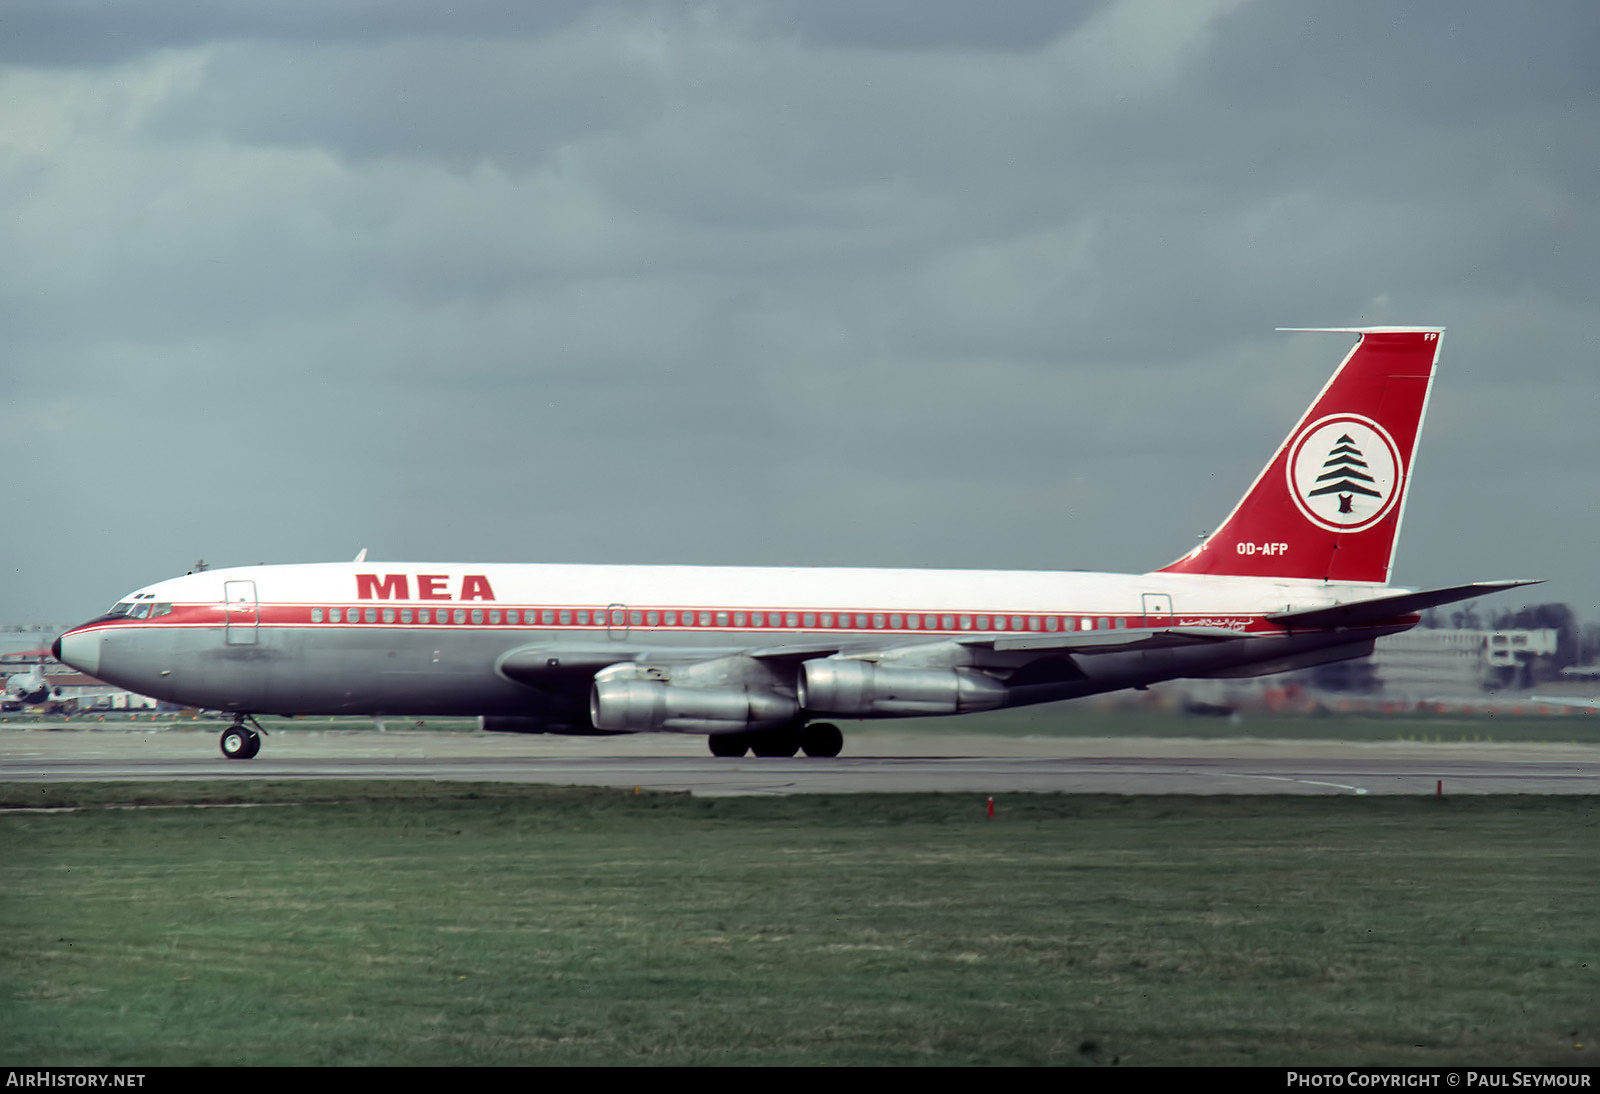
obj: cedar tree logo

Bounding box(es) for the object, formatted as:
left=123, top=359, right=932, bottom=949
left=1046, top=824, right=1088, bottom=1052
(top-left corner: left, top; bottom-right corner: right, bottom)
left=1286, top=414, right=1403, bottom=533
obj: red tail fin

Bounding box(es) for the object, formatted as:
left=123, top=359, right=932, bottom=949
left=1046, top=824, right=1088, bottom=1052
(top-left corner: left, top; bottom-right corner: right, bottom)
left=1157, top=327, right=1442, bottom=584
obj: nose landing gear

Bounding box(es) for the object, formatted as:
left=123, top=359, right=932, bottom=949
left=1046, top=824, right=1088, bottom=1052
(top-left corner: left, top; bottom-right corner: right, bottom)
left=220, top=714, right=266, bottom=760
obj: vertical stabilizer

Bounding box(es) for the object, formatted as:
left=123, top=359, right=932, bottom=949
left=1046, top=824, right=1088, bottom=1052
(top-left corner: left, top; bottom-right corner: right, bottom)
left=1156, top=327, right=1441, bottom=584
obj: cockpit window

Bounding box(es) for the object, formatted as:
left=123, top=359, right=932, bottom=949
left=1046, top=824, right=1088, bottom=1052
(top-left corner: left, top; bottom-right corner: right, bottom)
left=102, top=597, right=170, bottom=620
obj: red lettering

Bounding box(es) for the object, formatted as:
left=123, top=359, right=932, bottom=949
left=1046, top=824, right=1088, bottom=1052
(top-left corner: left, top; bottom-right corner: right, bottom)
left=356, top=574, right=409, bottom=600
left=460, top=574, right=495, bottom=601
left=417, top=574, right=450, bottom=600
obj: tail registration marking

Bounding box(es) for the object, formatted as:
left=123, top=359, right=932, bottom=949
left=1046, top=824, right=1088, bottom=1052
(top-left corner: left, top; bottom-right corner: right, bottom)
left=1237, top=542, right=1290, bottom=556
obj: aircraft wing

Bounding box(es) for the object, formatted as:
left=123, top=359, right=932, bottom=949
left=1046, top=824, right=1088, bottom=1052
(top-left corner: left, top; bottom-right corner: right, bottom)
left=495, top=637, right=898, bottom=690
left=959, top=625, right=1249, bottom=655
left=1269, top=580, right=1542, bottom=629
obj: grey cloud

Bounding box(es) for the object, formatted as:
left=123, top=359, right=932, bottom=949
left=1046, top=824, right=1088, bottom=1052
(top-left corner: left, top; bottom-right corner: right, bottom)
left=2, top=1, right=1597, bottom=623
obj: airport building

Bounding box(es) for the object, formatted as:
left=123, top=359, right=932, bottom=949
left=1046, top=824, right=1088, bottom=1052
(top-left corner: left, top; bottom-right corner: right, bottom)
left=1299, top=628, right=1562, bottom=700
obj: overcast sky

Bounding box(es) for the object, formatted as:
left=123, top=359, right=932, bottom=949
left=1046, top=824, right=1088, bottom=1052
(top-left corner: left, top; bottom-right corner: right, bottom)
left=2, top=0, right=1596, bottom=625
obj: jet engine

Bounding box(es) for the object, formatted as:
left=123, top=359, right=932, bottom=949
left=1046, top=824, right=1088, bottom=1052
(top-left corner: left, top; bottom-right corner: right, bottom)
left=590, top=678, right=798, bottom=734
left=799, top=659, right=1007, bottom=717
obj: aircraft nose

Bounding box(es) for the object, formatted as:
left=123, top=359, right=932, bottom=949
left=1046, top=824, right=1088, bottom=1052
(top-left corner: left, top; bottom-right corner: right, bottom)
left=54, top=630, right=101, bottom=676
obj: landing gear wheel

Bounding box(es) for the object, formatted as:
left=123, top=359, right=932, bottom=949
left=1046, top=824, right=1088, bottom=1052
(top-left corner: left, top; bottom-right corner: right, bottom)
left=800, top=722, right=843, bottom=758
left=220, top=726, right=260, bottom=760
left=708, top=733, right=749, bottom=758
left=750, top=728, right=801, bottom=758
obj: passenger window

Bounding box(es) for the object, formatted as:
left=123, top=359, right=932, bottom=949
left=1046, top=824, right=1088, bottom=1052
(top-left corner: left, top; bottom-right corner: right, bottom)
left=1012, top=615, right=1025, bottom=631
left=751, top=612, right=764, bottom=627
left=417, top=609, right=430, bottom=624
left=785, top=613, right=799, bottom=628
left=312, top=609, right=324, bottom=623
left=975, top=615, right=988, bottom=630
left=873, top=614, right=885, bottom=629
left=453, top=609, right=466, bottom=624
left=699, top=612, right=712, bottom=626
left=400, top=609, right=412, bottom=624
left=471, top=609, right=484, bottom=624
left=942, top=615, right=955, bottom=630
left=663, top=611, right=676, bottom=626
left=907, top=614, right=920, bottom=629
left=330, top=609, right=342, bottom=623
left=1028, top=616, right=1041, bottom=631
left=890, top=614, right=902, bottom=629
left=819, top=613, right=832, bottom=628
left=365, top=608, right=378, bottom=623
left=733, top=612, right=745, bottom=627
left=488, top=610, right=500, bottom=624
left=382, top=608, right=395, bottom=623
left=1045, top=617, right=1059, bottom=632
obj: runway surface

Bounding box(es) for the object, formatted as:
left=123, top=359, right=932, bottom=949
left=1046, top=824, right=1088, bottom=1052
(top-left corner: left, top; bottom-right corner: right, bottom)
left=2, top=724, right=1596, bottom=796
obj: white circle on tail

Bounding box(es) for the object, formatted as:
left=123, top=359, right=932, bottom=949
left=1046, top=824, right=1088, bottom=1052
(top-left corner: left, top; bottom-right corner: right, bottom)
left=1286, top=414, right=1403, bottom=533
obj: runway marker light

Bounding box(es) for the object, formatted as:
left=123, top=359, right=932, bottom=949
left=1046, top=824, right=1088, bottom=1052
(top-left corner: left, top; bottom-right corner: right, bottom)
left=1436, top=779, right=1442, bottom=798
left=987, top=796, right=994, bottom=819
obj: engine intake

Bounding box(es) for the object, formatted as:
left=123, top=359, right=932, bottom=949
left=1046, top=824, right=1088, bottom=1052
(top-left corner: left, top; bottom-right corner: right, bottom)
left=590, top=679, right=798, bottom=734
left=799, top=660, right=1006, bottom=716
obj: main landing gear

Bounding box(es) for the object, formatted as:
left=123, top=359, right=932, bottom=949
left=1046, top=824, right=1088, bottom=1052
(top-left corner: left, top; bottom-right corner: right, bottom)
left=220, top=714, right=266, bottom=760
left=708, top=722, right=844, bottom=759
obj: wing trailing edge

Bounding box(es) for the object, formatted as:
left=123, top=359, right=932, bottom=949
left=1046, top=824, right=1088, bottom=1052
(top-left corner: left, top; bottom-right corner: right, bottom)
left=964, top=625, right=1248, bottom=655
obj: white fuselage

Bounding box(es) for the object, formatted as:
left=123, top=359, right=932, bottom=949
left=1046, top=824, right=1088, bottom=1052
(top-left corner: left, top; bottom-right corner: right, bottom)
left=56, top=560, right=1402, bottom=725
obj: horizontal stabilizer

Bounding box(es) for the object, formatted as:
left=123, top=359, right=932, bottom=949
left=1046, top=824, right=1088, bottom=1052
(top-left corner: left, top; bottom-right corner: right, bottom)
left=1268, top=580, right=1542, bottom=629
left=967, top=626, right=1248, bottom=655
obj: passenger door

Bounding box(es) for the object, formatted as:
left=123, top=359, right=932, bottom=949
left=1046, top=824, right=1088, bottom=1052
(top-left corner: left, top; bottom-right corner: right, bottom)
left=224, top=580, right=259, bottom=646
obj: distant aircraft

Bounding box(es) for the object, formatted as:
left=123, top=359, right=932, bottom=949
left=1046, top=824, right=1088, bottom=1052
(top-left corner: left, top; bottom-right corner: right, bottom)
left=54, top=327, right=1534, bottom=760
left=4, top=660, right=58, bottom=706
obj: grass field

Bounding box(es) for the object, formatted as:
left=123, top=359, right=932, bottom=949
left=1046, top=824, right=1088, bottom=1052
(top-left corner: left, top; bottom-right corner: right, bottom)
left=2, top=783, right=1595, bottom=1066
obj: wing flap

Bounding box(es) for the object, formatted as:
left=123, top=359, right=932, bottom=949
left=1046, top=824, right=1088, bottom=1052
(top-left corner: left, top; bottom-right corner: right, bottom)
left=966, top=626, right=1250, bottom=655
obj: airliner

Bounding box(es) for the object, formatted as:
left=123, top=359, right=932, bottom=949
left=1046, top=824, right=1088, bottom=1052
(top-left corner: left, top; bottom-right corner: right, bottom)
left=53, top=327, right=1534, bottom=760
left=4, top=659, right=59, bottom=707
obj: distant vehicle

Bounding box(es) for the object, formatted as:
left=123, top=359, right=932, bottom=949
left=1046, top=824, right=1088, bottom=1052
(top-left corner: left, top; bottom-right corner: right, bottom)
left=55, top=327, right=1533, bottom=761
